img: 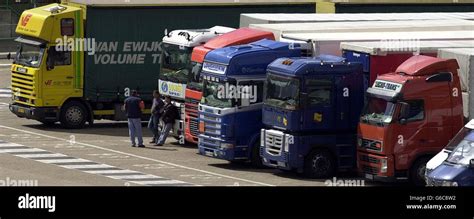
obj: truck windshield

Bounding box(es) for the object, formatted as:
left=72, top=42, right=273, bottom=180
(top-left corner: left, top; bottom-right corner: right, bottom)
left=201, top=80, right=233, bottom=108
left=360, top=96, right=396, bottom=126
left=187, top=62, right=203, bottom=92
left=446, top=130, right=474, bottom=166
left=15, top=43, right=44, bottom=68
left=264, top=74, right=300, bottom=110
left=159, top=43, right=193, bottom=84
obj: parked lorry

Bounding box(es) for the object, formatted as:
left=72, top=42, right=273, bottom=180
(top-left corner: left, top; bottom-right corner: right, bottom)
left=424, top=48, right=474, bottom=177
left=281, top=30, right=474, bottom=56
left=240, top=12, right=474, bottom=27
left=198, top=39, right=302, bottom=165
left=158, top=26, right=235, bottom=143
left=184, top=28, right=275, bottom=144
left=341, top=40, right=474, bottom=88
left=8, top=0, right=315, bottom=128
left=260, top=55, right=364, bottom=177
left=250, top=19, right=474, bottom=41
left=426, top=119, right=474, bottom=186
left=357, top=55, right=464, bottom=185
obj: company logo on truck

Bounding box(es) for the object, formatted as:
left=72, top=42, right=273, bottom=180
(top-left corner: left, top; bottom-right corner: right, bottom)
left=373, top=80, right=403, bottom=93
left=202, top=62, right=226, bottom=74
left=20, top=14, right=32, bottom=27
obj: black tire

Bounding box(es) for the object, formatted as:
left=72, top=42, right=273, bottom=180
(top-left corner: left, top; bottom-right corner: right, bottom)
left=410, top=157, right=430, bottom=186
left=304, top=149, right=336, bottom=178
left=60, top=101, right=87, bottom=129
left=250, top=141, right=264, bottom=168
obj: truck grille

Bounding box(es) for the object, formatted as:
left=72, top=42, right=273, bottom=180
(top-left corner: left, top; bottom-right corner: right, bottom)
left=359, top=154, right=380, bottom=164
left=189, top=118, right=199, bottom=137
left=265, top=131, right=283, bottom=156
left=11, top=70, right=35, bottom=104
left=360, top=138, right=382, bottom=152
left=362, top=165, right=379, bottom=174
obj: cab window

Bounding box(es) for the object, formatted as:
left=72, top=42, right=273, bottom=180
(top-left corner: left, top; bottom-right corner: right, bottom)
left=405, top=100, right=425, bottom=122
left=61, top=18, right=74, bottom=36
left=48, top=47, right=71, bottom=66
left=306, top=78, right=332, bottom=106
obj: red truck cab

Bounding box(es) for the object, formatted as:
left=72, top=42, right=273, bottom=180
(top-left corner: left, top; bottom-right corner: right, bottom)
left=357, top=55, right=464, bottom=185
left=184, top=28, right=275, bottom=144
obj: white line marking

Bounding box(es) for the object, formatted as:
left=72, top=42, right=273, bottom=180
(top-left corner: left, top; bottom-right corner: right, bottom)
left=84, top=169, right=139, bottom=174
left=16, top=153, right=68, bottom=158
left=0, top=142, right=24, bottom=147
left=37, top=158, right=92, bottom=164
left=0, top=102, right=9, bottom=106
left=0, top=148, right=46, bottom=153
left=0, top=94, right=12, bottom=98
left=108, top=174, right=164, bottom=180
left=61, top=164, right=115, bottom=169
left=133, top=180, right=188, bottom=185
left=0, top=64, right=11, bottom=67
left=0, top=125, right=275, bottom=186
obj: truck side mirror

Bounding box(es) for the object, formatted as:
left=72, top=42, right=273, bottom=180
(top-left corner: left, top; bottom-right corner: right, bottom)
left=399, top=102, right=409, bottom=124
left=470, top=159, right=474, bottom=169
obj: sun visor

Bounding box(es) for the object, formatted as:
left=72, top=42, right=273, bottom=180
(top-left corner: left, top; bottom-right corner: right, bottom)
left=14, top=36, right=47, bottom=46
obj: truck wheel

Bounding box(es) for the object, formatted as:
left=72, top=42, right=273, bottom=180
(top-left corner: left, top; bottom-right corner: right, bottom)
left=304, top=149, right=336, bottom=178
left=60, top=101, right=87, bottom=129
left=250, top=141, right=264, bottom=168
left=410, top=157, right=429, bottom=186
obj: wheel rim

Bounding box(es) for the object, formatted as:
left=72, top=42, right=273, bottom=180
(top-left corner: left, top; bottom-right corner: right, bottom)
left=65, top=106, right=83, bottom=125
left=311, top=154, right=330, bottom=175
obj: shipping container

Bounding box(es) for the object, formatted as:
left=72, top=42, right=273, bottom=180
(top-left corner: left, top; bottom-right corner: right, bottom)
left=250, top=19, right=474, bottom=40
left=438, top=48, right=474, bottom=121
left=341, top=40, right=474, bottom=86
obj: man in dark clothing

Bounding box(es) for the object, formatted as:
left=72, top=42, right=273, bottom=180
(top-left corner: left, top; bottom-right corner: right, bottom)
left=148, top=90, right=164, bottom=144
left=156, top=96, right=179, bottom=146
left=124, top=90, right=144, bottom=147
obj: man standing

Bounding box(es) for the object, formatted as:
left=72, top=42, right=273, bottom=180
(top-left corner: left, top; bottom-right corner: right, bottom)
left=124, top=90, right=145, bottom=147
left=156, top=96, right=179, bottom=146
left=148, top=90, right=164, bottom=144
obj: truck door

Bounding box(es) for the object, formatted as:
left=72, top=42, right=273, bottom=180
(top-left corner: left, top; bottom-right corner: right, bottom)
left=42, top=17, right=77, bottom=107
left=42, top=46, right=75, bottom=106
left=335, top=75, right=350, bottom=130
left=303, top=76, right=335, bottom=130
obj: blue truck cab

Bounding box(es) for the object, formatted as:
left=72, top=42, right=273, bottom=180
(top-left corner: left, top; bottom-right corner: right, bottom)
left=426, top=119, right=474, bottom=186
left=198, top=39, right=302, bottom=165
left=260, top=55, right=364, bottom=178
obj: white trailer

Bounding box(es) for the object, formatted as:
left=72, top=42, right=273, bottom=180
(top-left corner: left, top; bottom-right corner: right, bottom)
left=250, top=19, right=474, bottom=40
left=240, top=12, right=474, bottom=27
left=281, top=30, right=474, bottom=56
left=339, top=40, right=474, bottom=90
left=438, top=48, right=474, bottom=121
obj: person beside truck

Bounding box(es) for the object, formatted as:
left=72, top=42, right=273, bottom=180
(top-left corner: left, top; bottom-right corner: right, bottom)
left=124, top=90, right=145, bottom=148
left=148, top=90, right=165, bottom=144
left=156, top=96, right=180, bottom=146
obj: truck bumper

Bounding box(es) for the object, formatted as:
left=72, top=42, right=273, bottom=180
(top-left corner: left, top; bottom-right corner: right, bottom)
left=9, top=103, right=58, bottom=122
left=198, top=137, right=247, bottom=161
left=262, top=152, right=293, bottom=171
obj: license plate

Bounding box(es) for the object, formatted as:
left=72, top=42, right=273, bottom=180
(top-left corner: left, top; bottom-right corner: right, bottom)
left=18, top=108, right=25, bottom=114
left=365, top=174, right=374, bottom=180
left=205, top=151, right=214, bottom=157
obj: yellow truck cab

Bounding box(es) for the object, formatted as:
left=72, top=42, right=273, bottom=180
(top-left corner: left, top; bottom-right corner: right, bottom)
left=10, top=4, right=85, bottom=128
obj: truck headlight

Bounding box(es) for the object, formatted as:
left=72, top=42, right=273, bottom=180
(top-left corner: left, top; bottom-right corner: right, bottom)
left=380, top=158, right=388, bottom=173
left=221, top=143, right=234, bottom=149
left=442, top=181, right=458, bottom=187
left=261, top=129, right=265, bottom=147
